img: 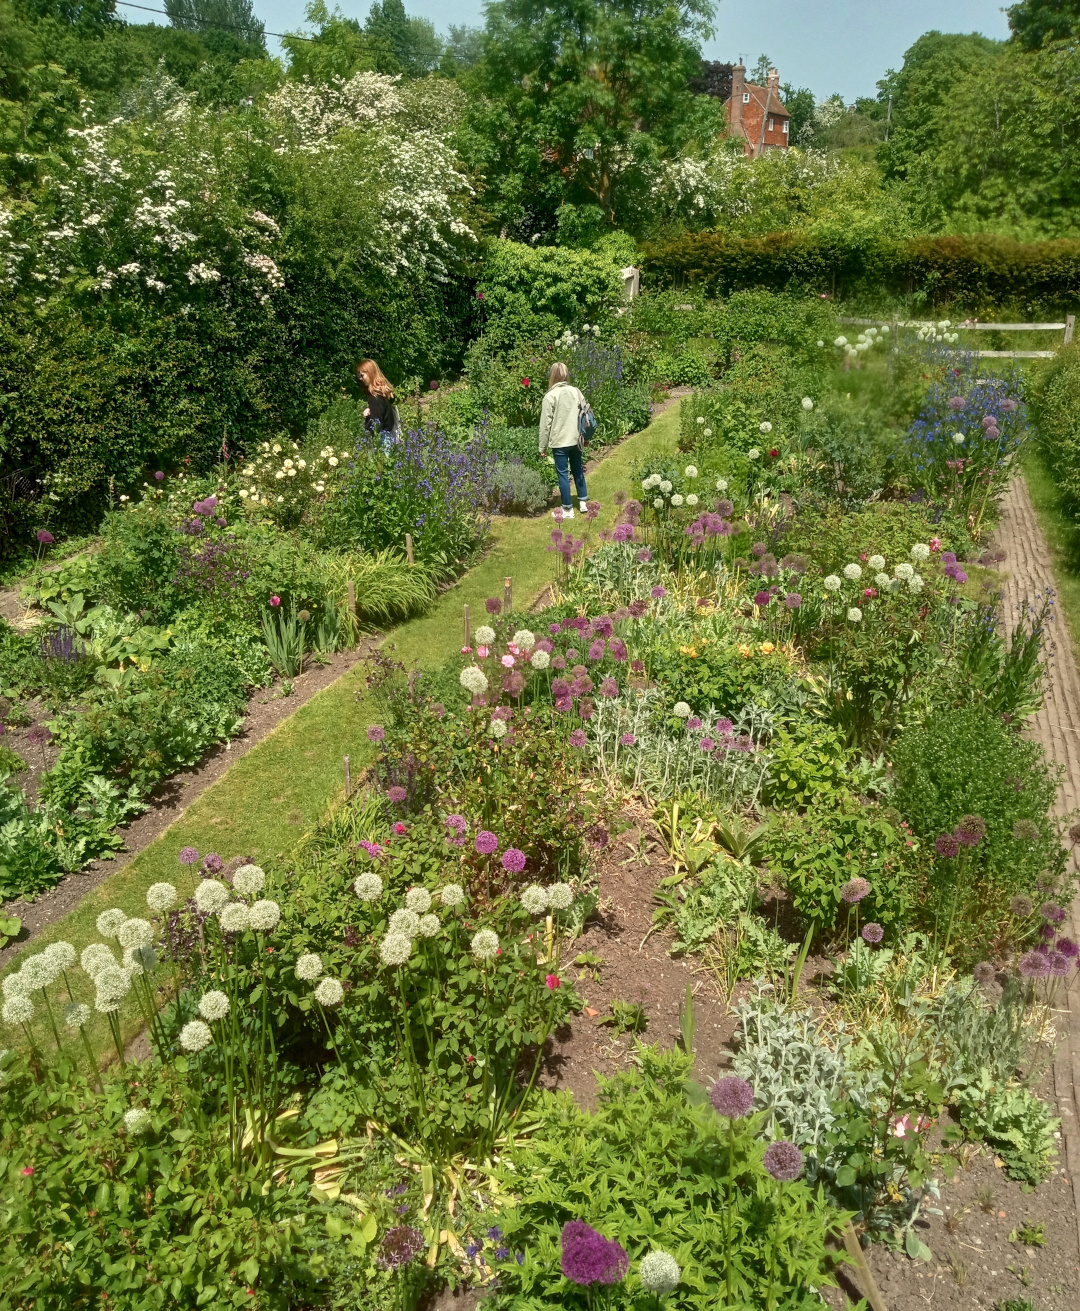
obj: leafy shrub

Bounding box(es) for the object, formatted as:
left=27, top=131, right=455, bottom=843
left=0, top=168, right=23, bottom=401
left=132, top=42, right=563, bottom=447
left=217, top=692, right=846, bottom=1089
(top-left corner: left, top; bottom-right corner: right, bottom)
left=763, top=721, right=851, bottom=810
left=781, top=502, right=971, bottom=575
left=651, top=346, right=713, bottom=386
left=891, top=706, right=1064, bottom=902
left=492, top=461, right=552, bottom=516
left=649, top=639, right=795, bottom=721
left=955, top=1073, right=1059, bottom=1185
left=94, top=504, right=184, bottom=622
left=486, top=1046, right=844, bottom=1309
left=1030, top=340, right=1080, bottom=504
left=765, top=801, right=918, bottom=940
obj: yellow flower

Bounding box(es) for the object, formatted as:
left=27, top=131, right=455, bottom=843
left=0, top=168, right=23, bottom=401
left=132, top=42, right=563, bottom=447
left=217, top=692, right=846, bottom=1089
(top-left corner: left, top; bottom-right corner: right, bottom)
left=760, top=642, right=775, bottom=655
left=737, top=644, right=752, bottom=659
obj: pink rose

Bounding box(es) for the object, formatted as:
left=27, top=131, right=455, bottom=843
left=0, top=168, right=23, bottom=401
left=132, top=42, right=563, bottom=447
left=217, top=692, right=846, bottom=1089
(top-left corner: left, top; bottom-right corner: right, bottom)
left=929, top=537, right=941, bottom=552
left=501, top=654, right=515, bottom=668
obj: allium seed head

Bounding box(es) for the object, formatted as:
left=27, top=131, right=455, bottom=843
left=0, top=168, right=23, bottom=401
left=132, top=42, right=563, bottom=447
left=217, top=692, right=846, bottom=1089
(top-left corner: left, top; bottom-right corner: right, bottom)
left=179, top=1020, right=212, bottom=1052
left=709, top=1075, right=755, bottom=1119
left=314, top=977, right=345, bottom=1006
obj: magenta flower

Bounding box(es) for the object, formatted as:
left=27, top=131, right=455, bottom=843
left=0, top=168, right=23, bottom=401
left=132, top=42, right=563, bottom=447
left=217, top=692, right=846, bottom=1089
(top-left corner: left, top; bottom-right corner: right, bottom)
left=754, top=590, right=771, bottom=606
left=600, top=677, right=619, bottom=697
left=549, top=623, right=562, bottom=634
left=840, top=877, right=870, bottom=904
left=785, top=592, right=802, bottom=609
left=588, top=641, right=605, bottom=661
left=270, top=595, right=281, bottom=607
left=619, top=733, right=636, bottom=746
left=569, top=729, right=587, bottom=747
left=686, top=717, right=702, bottom=730
left=367, top=725, right=386, bottom=743
left=651, top=585, right=666, bottom=599
left=763, top=1139, right=804, bottom=1182
left=154, top=470, right=165, bottom=481
left=445, top=813, right=466, bottom=831
left=387, top=786, right=408, bottom=803
left=637, top=548, right=652, bottom=563
left=36, top=529, right=54, bottom=545
left=948, top=396, right=965, bottom=410
left=1018, top=950, right=1050, bottom=979
left=485, top=598, right=502, bottom=615
left=709, top=1076, right=755, bottom=1119
left=1047, top=952, right=1071, bottom=977
left=560, top=1221, right=629, bottom=1286
left=502, top=848, right=526, bottom=873
left=1056, top=936, right=1079, bottom=958
left=699, top=737, right=716, bottom=751
left=935, top=834, right=960, bottom=859
left=861, top=922, right=884, bottom=944
left=178, top=846, right=200, bottom=866
left=202, top=852, right=223, bottom=873
left=1040, top=902, right=1066, bottom=924
left=475, top=831, right=499, bottom=856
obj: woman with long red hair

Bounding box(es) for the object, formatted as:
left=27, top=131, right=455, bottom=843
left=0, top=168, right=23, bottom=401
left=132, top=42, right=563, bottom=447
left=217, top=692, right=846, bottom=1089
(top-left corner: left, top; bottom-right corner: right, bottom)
left=355, top=359, right=400, bottom=447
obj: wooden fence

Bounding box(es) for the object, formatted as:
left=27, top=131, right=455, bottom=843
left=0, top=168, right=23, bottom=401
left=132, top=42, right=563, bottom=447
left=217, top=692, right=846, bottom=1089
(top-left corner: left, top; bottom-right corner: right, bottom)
left=838, top=315, right=1076, bottom=360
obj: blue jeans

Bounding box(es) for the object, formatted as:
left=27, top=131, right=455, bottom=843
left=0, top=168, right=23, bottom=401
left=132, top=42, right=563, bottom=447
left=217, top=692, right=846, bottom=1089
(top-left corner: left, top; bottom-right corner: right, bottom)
left=552, top=445, right=587, bottom=509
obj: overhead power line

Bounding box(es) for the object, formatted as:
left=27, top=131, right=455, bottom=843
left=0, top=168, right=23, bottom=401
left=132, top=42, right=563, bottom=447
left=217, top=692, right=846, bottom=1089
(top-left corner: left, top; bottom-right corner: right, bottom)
left=113, top=1, right=315, bottom=41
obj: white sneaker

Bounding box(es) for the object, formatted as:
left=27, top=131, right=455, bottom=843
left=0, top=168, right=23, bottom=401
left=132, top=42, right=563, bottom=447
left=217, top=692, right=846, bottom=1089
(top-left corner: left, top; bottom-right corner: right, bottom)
left=553, top=507, right=574, bottom=519
left=578, top=499, right=588, bottom=513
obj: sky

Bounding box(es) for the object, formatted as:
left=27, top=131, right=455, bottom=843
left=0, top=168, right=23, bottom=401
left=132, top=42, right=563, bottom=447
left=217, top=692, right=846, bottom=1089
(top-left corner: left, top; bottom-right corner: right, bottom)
left=121, top=0, right=1013, bottom=102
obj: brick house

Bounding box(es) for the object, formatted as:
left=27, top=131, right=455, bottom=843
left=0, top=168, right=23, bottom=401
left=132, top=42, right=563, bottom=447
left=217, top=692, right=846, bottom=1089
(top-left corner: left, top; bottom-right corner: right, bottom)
left=696, top=61, right=791, bottom=157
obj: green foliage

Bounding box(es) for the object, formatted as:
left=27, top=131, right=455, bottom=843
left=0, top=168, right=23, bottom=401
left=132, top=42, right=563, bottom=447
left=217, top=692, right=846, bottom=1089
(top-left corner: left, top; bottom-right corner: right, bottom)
left=763, top=721, right=851, bottom=810
left=955, top=1073, right=1059, bottom=1185
left=891, top=705, right=1064, bottom=902
left=648, top=637, right=789, bottom=720
left=766, top=801, right=918, bottom=940
left=1030, top=342, right=1080, bottom=505
left=486, top=1046, right=844, bottom=1309
left=492, top=460, right=551, bottom=516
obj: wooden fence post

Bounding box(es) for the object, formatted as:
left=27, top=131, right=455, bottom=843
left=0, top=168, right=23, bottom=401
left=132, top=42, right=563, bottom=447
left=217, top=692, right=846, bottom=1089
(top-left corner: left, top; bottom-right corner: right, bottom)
left=1066, top=314, right=1076, bottom=346
left=503, top=576, right=513, bottom=613
left=343, top=755, right=351, bottom=799
left=405, top=533, right=415, bottom=565
left=463, top=603, right=471, bottom=649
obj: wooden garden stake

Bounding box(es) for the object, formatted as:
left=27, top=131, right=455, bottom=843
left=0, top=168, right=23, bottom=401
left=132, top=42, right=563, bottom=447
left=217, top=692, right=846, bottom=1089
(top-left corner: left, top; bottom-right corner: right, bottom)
left=841, top=1222, right=889, bottom=1311
left=503, top=576, right=513, bottom=612
left=463, top=603, right=471, bottom=648
left=347, top=580, right=357, bottom=644
left=405, top=533, right=415, bottom=565
left=343, top=755, right=351, bottom=799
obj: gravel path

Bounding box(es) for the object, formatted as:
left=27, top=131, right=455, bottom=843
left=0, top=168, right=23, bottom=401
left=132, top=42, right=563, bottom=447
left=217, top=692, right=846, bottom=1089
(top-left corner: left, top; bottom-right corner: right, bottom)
left=995, top=474, right=1080, bottom=1257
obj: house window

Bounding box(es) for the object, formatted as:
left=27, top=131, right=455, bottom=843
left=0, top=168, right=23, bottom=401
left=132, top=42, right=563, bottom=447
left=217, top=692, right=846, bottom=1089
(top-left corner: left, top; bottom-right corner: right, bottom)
left=768, top=118, right=774, bottom=131
left=783, top=119, right=789, bottom=134
left=742, top=93, right=750, bottom=103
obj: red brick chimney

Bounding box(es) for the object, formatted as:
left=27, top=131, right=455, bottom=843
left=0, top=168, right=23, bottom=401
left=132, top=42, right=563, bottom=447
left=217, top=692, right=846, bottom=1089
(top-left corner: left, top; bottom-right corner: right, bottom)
left=730, top=62, right=746, bottom=137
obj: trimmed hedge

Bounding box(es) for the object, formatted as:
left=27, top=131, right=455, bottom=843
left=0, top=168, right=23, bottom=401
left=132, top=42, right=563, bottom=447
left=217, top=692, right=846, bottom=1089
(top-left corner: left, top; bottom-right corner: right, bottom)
left=640, top=232, right=1080, bottom=314
left=1029, top=341, right=1080, bottom=504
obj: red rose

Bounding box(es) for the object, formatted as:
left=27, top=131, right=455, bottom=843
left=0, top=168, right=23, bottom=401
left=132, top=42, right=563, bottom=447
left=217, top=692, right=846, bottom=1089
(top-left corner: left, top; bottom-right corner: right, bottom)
left=769, top=448, right=778, bottom=458
left=521, top=378, right=530, bottom=388
left=545, top=973, right=561, bottom=989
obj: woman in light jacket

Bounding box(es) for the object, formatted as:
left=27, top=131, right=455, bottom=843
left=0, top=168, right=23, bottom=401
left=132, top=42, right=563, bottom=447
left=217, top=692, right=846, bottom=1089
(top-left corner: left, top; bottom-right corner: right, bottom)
left=538, top=362, right=587, bottom=519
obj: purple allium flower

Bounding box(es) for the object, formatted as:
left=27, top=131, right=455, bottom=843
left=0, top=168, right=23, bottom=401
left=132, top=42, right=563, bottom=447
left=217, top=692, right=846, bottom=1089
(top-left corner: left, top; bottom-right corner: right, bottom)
left=608, top=639, right=628, bottom=662
left=154, top=470, right=165, bottom=481
left=387, top=786, right=408, bottom=804
left=700, top=737, right=716, bottom=752
left=588, top=640, right=605, bottom=661
left=367, top=725, right=386, bottom=743
left=1040, top=902, right=1066, bottom=924
left=1048, top=952, right=1071, bottom=977
left=935, top=834, right=960, bottom=859
left=751, top=542, right=767, bottom=557
left=861, top=922, right=884, bottom=944
left=1010, top=895, right=1033, bottom=916
left=1018, top=950, right=1051, bottom=979
left=178, top=846, right=200, bottom=866
left=840, top=877, right=871, bottom=904
left=376, top=1225, right=425, bottom=1271
left=784, top=592, right=802, bottom=609
left=1038, top=923, right=1056, bottom=941
left=619, top=733, right=636, bottom=747
left=637, top=548, right=652, bottom=563
left=973, top=961, right=996, bottom=985
left=955, top=814, right=986, bottom=846
left=600, top=677, right=619, bottom=698
left=475, top=831, right=499, bottom=856
left=502, top=848, right=526, bottom=873
left=36, top=529, right=54, bottom=545
left=446, top=813, right=466, bottom=831
left=716, top=718, right=734, bottom=735
left=651, top=586, right=666, bottom=600
left=709, top=1075, right=755, bottom=1119
left=763, top=1139, right=804, bottom=1182
left=569, top=729, right=587, bottom=747
left=1057, top=936, right=1079, bottom=958
left=560, top=1221, right=629, bottom=1286
left=202, top=852, right=223, bottom=874
left=485, top=598, right=502, bottom=615
left=1069, top=822, right=1080, bottom=844
left=754, top=590, right=772, bottom=607
left=948, top=396, right=965, bottom=411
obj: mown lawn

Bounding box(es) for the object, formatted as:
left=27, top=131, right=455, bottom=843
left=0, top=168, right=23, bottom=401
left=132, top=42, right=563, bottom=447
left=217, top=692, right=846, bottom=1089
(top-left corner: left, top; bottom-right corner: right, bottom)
left=1022, top=445, right=1080, bottom=659
left=4, top=407, right=681, bottom=1057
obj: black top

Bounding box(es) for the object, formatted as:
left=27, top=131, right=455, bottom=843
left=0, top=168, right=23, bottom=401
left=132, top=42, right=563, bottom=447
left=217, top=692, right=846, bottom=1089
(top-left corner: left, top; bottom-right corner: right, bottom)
left=366, top=394, right=398, bottom=435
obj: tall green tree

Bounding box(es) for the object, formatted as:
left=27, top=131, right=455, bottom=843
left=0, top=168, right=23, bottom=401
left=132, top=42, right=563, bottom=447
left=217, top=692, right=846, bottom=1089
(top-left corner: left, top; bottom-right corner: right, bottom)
left=164, top=0, right=265, bottom=51
left=1007, top=0, right=1080, bottom=49
left=470, top=0, right=718, bottom=237
left=364, top=0, right=442, bottom=76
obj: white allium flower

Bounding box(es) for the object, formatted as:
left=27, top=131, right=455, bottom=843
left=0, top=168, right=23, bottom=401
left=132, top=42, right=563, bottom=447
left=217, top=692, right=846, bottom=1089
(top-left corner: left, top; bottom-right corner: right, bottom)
left=696, top=416, right=705, bottom=426
left=546, top=883, right=573, bottom=911
left=490, top=719, right=508, bottom=739
left=908, top=574, right=924, bottom=593
left=42, top=942, right=76, bottom=976
left=530, top=649, right=550, bottom=670
left=801, top=398, right=814, bottom=411
left=653, top=497, right=664, bottom=509
left=405, top=887, right=432, bottom=915
left=686, top=493, right=699, bottom=506
left=659, top=480, right=673, bottom=494
left=296, top=953, right=324, bottom=982
left=2, top=995, right=33, bottom=1026
left=146, top=882, right=178, bottom=913
left=894, top=563, right=914, bottom=581
left=379, top=933, right=412, bottom=967
left=715, top=479, right=728, bottom=492
left=910, top=543, right=930, bottom=562
left=248, top=900, right=281, bottom=933
left=747, top=448, right=761, bottom=461
left=460, top=667, right=489, bottom=695
left=640, top=1249, right=681, bottom=1295
left=874, top=572, right=891, bottom=588
left=195, top=880, right=229, bottom=914
left=123, top=946, right=157, bottom=977
left=233, top=864, right=266, bottom=898
left=390, top=908, right=420, bottom=938
left=817, top=339, right=825, bottom=347
left=672, top=702, right=692, bottom=718
left=219, top=903, right=251, bottom=934
left=471, top=928, right=500, bottom=961
left=418, top=913, right=440, bottom=938
left=670, top=493, right=684, bottom=507
left=867, top=555, right=885, bottom=572
left=354, top=872, right=384, bottom=902
left=124, top=1107, right=152, bottom=1136
left=315, top=977, right=345, bottom=1006
left=81, top=944, right=117, bottom=979
left=641, top=479, right=651, bottom=491
left=847, top=608, right=863, bottom=623
left=64, top=1001, right=92, bottom=1030
left=198, top=990, right=230, bottom=1022
left=97, top=909, right=127, bottom=939
left=179, top=1020, right=212, bottom=1053
left=440, top=883, right=465, bottom=908
left=823, top=575, right=842, bottom=592
left=21, top=955, right=59, bottom=990
left=95, top=965, right=131, bottom=1009
left=843, top=563, right=862, bottom=581
left=1, top=972, right=27, bottom=999
left=474, top=625, right=496, bottom=645
left=953, top=433, right=965, bottom=445
left=759, top=421, right=773, bottom=434
left=646, top=473, right=661, bottom=488
left=684, top=465, right=698, bottom=478
left=834, top=336, right=848, bottom=347
left=117, top=918, right=153, bottom=951
left=521, top=884, right=548, bottom=915
left=703, top=428, right=712, bottom=438
left=511, top=629, right=536, bottom=650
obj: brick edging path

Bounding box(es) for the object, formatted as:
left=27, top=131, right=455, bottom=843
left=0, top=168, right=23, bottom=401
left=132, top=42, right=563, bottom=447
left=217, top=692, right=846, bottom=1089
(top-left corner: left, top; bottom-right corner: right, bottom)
left=996, top=475, right=1080, bottom=1254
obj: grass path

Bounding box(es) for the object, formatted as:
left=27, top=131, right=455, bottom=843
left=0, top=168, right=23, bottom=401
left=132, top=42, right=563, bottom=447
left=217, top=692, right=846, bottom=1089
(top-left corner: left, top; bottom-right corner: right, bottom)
left=4, top=408, right=681, bottom=1053
left=1021, top=446, right=1080, bottom=659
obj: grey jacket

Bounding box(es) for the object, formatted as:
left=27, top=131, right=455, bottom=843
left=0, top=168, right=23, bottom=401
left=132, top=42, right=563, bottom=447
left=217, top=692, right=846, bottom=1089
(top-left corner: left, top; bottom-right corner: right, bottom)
left=538, top=381, right=585, bottom=454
